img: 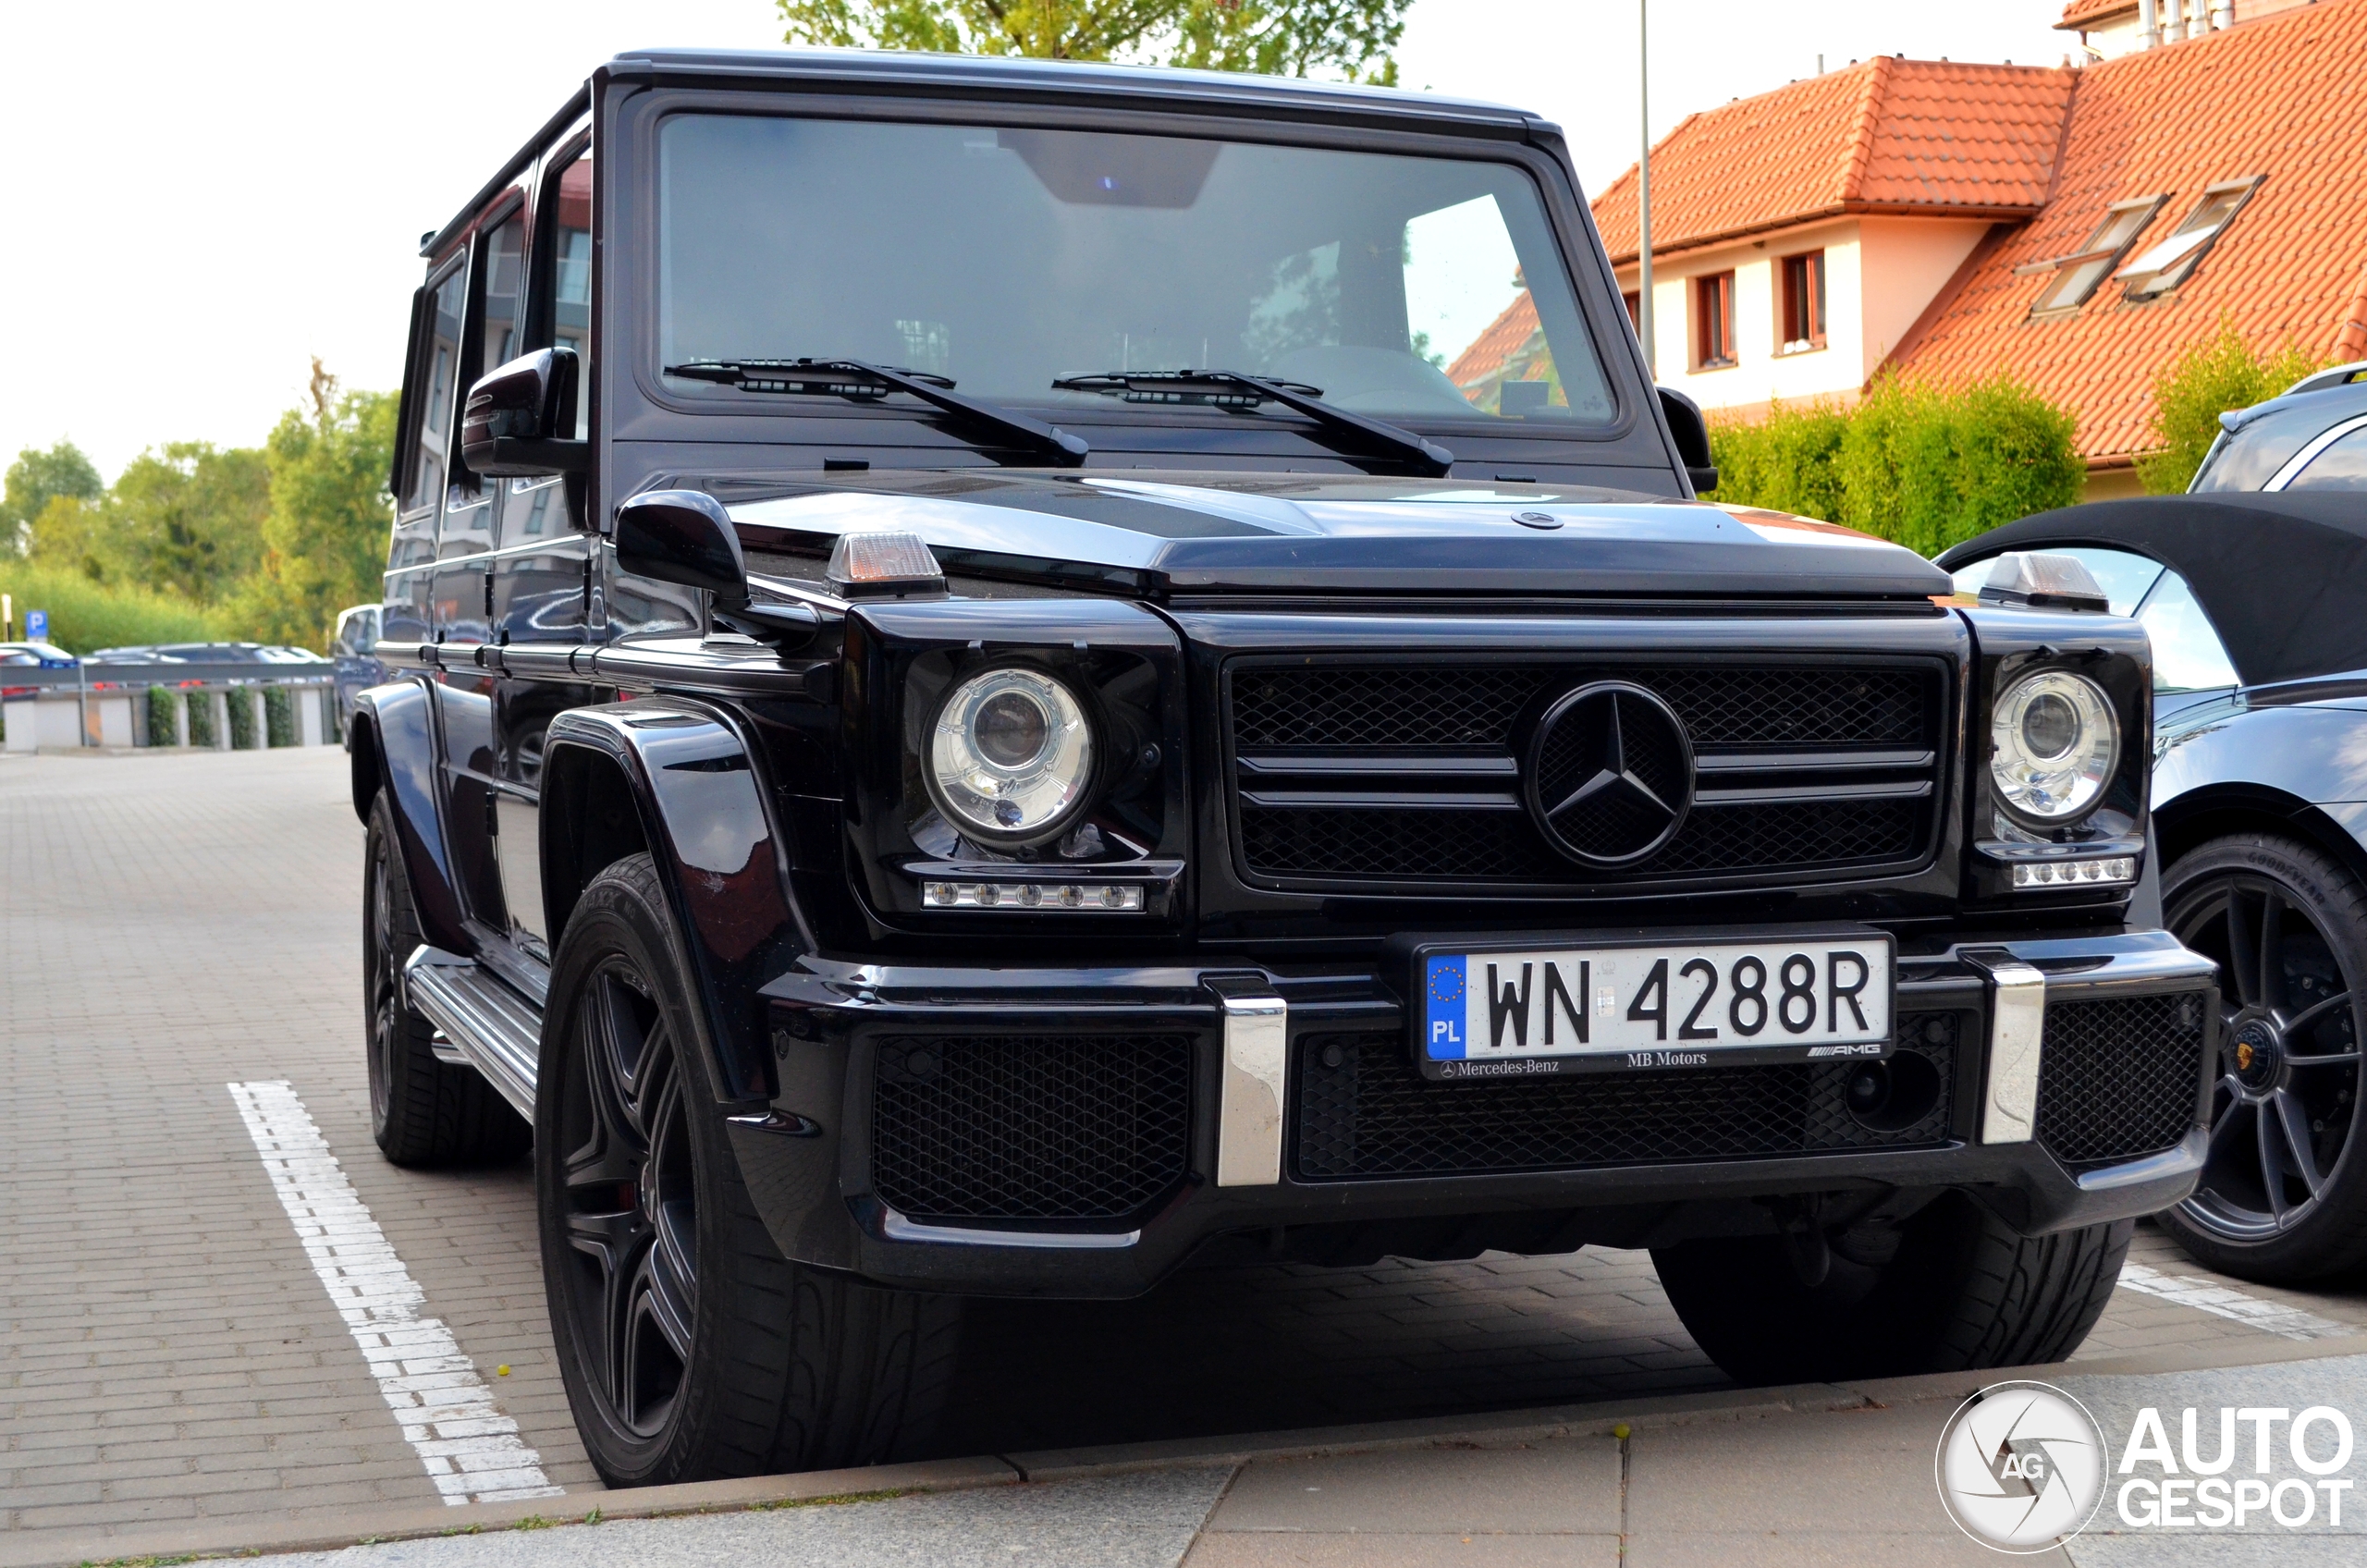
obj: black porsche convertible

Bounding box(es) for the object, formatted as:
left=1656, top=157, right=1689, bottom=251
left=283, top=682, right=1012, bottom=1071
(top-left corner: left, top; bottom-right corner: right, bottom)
left=1942, top=493, right=2367, bottom=1282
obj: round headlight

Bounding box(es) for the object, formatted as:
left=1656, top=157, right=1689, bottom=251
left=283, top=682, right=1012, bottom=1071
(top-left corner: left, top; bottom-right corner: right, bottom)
left=1991, top=670, right=2118, bottom=824
left=926, top=668, right=1095, bottom=842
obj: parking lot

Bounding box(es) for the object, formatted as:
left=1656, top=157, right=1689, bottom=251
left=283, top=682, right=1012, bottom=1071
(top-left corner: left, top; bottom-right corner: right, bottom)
left=11, top=747, right=2367, bottom=1561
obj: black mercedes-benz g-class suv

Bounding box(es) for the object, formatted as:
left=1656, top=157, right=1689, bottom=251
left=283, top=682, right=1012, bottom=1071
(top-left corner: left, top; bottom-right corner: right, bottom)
left=353, top=48, right=2217, bottom=1488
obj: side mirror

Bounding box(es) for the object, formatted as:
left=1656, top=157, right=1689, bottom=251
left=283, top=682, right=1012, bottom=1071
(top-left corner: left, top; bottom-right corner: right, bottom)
left=614, top=489, right=748, bottom=609
left=1657, top=386, right=1720, bottom=495
left=461, top=348, right=590, bottom=476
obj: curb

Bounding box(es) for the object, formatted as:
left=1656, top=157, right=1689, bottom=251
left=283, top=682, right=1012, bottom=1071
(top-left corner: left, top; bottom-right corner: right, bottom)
left=12, top=1328, right=2367, bottom=1568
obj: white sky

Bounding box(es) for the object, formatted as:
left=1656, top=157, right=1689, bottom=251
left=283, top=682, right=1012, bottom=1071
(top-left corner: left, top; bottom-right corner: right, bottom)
left=0, top=1, right=2074, bottom=480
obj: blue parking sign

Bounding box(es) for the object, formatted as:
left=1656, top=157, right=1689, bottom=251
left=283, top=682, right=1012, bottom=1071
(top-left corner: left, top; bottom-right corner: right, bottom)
left=25, top=609, right=46, bottom=642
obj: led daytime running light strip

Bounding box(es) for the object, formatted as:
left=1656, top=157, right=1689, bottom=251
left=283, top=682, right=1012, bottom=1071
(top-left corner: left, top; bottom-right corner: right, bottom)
left=924, top=880, right=1145, bottom=912
left=2011, top=857, right=2136, bottom=888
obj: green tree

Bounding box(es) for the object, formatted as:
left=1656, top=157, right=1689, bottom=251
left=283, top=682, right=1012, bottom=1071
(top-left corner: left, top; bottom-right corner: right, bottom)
left=1707, top=398, right=1848, bottom=523
left=1, top=441, right=104, bottom=556
left=225, top=361, right=397, bottom=649
left=2136, top=317, right=2325, bottom=494
left=27, top=441, right=269, bottom=600
left=780, top=0, right=1411, bottom=82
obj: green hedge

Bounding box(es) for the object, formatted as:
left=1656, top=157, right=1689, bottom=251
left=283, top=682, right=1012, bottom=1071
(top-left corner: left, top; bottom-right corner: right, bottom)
left=145, top=685, right=179, bottom=747
left=1710, top=375, right=2083, bottom=556
left=0, top=562, right=216, bottom=655
left=264, top=685, right=296, bottom=747
left=227, top=688, right=258, bottom=750
left=187, top=690, right=219, bottom=748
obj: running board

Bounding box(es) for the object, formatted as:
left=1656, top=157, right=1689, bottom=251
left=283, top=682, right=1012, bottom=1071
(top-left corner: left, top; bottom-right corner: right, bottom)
left=404, top=947, right=542, bottom=1121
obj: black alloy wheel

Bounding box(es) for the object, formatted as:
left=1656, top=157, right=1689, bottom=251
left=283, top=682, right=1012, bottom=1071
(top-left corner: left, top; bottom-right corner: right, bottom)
left=363, top=793, right=528, bottom=1166
left=550, top=962, right=700, bottom=1438
left=539, top=853, right=963, bottom=1487
left=2163, top=833, right=2367, bottom=1281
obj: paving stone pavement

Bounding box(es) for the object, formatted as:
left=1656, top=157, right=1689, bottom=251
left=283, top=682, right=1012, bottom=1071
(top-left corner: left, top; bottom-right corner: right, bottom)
left=8, top=747, right=2367, bottom=1548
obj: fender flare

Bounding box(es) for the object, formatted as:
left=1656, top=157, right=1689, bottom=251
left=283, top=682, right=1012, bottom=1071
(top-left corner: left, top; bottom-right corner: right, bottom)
left=541, top=698, right=803, bottom=1105
left=349, top=680, right=472, bottom=957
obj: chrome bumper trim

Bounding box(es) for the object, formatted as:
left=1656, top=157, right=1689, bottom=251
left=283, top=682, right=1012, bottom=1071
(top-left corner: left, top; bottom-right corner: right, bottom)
left=1209, top=978, right=1289, bottom=1188
left=1970, top=954, right=2048, bottom=1145
left=878, top=1207, right=1139, bottom=1249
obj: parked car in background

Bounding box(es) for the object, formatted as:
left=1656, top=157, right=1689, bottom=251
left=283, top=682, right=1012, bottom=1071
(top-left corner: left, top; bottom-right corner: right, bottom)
left=2189, top=360, right=2367, bottom=494
left=3, top=641, right=79, bottom=699
left=329, top=604, right=385, bottom=740
left=89, top=642, right=325, bottom=667
left=1941, top=493, right=2367, bottom=1284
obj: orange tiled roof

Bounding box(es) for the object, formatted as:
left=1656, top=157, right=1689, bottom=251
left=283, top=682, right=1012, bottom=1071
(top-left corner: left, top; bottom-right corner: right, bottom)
left=1447, top=291, right=1540, bottom=389
left=1591, top=57, right=2077, bottom=263
left=1894, top=0, right=2367, bottom=462
left=2056, top=0, right=2136, bottom=30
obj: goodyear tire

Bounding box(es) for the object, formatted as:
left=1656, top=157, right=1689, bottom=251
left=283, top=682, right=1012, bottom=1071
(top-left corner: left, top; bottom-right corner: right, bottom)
left=537, top=852, right=962, bottom=1485
left=1653, top=1194, right=2130, bottom=1385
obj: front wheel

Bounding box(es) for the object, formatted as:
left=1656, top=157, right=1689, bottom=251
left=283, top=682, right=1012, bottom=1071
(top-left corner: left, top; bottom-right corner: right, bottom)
left=2159, top=833, right=2367, bottom=1282
left=537, top=853, right=961, bottom=1486
left=1653, top=1194, right=2130, bottom=1385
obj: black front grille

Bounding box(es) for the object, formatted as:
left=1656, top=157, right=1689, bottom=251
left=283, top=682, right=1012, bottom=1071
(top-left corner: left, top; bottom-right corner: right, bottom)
left=1293, top=1012, right=1961, bottom=1180
left=871, top=1034, right=1192, bottom=1225
left=2036, top=995, right=2209, bottom=1167
left=1227, top=658, right=1944, bottom=889
left=1233, top=664, right=1929, bottom=753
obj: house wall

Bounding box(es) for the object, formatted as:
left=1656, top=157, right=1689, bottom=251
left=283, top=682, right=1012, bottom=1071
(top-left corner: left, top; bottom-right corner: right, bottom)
left=1616, top=215, right=1989, bottom=416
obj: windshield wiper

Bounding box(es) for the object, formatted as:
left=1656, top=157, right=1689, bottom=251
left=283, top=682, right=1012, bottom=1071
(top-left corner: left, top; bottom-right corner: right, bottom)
left=1053, top=370, right=1453, bottom=477
left=668, top=359, right=1089, bottom=468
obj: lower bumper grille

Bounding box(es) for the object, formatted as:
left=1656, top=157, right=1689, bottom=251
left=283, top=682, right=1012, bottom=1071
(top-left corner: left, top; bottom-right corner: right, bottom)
left=1293, top=1013, right=1961, bottom=1180
left=2036, top=994, right=2209, bottom=1167
left=870, top=1034, right=1192, bottom=1225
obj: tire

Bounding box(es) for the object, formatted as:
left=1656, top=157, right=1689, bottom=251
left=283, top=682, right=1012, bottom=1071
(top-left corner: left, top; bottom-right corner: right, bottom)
left=2158, top=832, right=2367, bottom=1282
left=1652, top=1194, right=2131, bottom=1385
left=363, top=792, right=532, bottom=1166
left=536, top=852, right=962, bottom=1487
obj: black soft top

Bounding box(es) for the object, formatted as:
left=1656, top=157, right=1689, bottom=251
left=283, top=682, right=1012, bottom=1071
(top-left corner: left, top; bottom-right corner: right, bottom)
left=1937, top=494, right=2367, bottom=687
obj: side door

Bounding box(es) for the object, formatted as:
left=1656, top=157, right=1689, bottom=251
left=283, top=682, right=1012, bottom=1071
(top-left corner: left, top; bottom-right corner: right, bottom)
left=487, top=139, right=600, bottom=959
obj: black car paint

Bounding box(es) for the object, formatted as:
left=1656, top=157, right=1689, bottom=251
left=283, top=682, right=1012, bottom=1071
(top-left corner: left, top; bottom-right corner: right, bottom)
left=350, top=51, right=2205, bottom=1300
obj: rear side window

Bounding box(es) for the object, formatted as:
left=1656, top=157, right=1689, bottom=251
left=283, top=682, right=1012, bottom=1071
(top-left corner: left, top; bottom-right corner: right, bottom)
left=389, top=263, right=468, bottom=570
left=2282, top=423, right=2367, bottom=491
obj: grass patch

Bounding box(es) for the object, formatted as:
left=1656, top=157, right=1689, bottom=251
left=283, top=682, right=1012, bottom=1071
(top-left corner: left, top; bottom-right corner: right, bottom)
left=750, top=1488, right=910, bottom=1512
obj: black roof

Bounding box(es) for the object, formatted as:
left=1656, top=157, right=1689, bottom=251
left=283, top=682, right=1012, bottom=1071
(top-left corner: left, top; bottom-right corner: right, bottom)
left=1936, top=494, right=2367, bottom=687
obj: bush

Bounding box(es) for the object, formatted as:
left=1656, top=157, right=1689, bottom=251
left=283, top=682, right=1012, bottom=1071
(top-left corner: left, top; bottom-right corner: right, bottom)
left=0, top=562, right=216, bottom=655
left=1711, top=374, right=2081, bottom=556
left=227, top=688, right=259, bottom=750
left=145, top=685, right=180, bottom=747
left=2136, top=318, right=2326, bottom=494
left=264, top=685, right=296, bottom=747
left=187, top=690, right=219, bottom=748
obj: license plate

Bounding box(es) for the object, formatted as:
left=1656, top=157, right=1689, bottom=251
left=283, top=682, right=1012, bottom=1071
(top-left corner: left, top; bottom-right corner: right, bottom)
left=1412, top=931, right=1896, bottom=1079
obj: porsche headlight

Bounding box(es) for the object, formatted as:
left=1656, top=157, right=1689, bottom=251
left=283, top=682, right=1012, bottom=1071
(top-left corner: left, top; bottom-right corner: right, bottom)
left=926, top=668, right=1095, bottom=842
left=1990, top=670, right=2117, bottom=825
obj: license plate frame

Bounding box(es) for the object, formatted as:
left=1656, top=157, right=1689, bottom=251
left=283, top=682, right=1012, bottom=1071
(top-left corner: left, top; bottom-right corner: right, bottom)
left=1403, top=927, right=1899, bottom=1081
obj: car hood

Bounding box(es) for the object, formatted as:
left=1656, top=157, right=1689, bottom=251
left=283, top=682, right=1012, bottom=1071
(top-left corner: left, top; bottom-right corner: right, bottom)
left=716, top=472, right=1949, bottom=600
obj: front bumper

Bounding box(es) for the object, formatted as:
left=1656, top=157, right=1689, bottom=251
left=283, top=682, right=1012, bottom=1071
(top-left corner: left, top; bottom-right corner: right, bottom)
left=740, top=928, right=2216, bottom=1298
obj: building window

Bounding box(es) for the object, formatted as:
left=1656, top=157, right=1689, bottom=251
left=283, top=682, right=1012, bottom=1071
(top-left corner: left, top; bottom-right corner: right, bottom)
left=1778, top=251, right=1826, bottom=352
left=2024, top=195, right=2168, bottom=314
left=2119, top=178, right=2263, bottom=301
left=1623, top=290, right=1641, bottom=329
left=1694, top=271, right=1736, bottom=369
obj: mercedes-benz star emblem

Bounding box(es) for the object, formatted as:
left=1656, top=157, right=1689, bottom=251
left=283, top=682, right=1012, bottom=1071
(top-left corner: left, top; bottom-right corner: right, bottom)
left=1525, top=680, right=1695, bottom=866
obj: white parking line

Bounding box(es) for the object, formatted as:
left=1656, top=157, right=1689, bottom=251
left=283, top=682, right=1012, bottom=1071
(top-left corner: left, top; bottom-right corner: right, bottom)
left=228, top=1080, right=563, bottom=1505
left=2116, top=1259, right=2359, bottom=1341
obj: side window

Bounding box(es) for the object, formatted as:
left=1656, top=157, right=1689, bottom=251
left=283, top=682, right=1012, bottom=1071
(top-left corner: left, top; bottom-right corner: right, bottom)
left=439, top=211, right=526, bottom=561
left=2134, top=570, right=2240, bottom=693
left=389, top=263, right=467, bottom=570
left=2279, top=423, right=2367, bottom=491
left=545, top=147, right=593, bottom=441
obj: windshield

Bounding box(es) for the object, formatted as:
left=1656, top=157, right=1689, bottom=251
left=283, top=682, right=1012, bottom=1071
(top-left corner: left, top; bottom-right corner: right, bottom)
left=656, top=115, right=1612, bottom=427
